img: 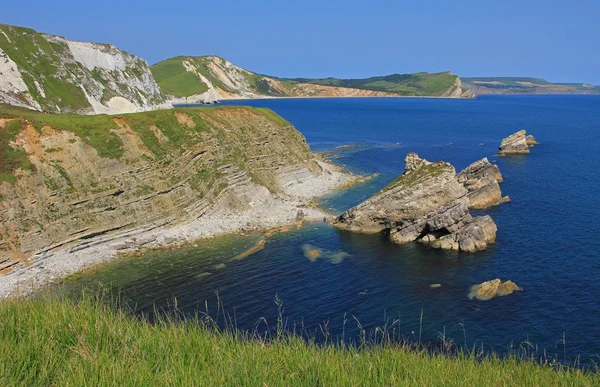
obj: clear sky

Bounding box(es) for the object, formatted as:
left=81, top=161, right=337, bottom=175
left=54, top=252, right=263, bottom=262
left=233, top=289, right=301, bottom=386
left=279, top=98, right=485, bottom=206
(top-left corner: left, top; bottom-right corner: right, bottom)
left=2, top=0, right=599, bottom=84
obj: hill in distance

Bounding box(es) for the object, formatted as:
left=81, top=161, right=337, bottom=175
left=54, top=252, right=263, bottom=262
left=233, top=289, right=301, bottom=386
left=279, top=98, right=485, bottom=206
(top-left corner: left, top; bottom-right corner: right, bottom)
left=150, top=56, right=475, bottom=102
left=462, top=77, right=600, bottom=95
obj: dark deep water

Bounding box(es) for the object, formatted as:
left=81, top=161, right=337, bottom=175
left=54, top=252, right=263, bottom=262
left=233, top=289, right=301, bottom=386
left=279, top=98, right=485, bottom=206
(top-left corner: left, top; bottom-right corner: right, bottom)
left=60, top=95, right=600, bottom=363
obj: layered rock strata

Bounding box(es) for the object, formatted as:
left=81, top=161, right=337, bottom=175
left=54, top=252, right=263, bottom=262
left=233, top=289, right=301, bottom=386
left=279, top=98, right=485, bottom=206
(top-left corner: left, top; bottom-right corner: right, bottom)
left=498, top=130, right=537, bottom=155
left=332, top=153, right=497, bottom=252
left=457, top=158, right=510, bottom=208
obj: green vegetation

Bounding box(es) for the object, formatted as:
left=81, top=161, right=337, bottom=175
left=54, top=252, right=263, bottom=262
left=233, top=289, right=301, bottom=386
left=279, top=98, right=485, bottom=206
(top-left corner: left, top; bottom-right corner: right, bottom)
left=0, top=24, right=89, bottom=112
left=150, top=58, right=209, bottom=97
left=0, top=104, right=298, bottom=186
left=0, top=119, right=31, bottom=184
left=0, top=106, right=124, bottom=158
left=383, top=161, right=453, bottom=192
left=288, top=71, right=459, bottom=96
left=0, top=295, right=596, bottom=385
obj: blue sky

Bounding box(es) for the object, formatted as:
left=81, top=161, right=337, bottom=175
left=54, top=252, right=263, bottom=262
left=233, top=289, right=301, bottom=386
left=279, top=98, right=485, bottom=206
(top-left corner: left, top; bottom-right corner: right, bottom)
left=2, top=0, right=599, bottom=83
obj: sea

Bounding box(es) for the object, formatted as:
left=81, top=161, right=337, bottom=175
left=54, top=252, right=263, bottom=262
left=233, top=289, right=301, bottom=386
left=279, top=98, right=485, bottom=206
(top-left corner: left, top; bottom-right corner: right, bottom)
left=57, top=95, right=600, bottom=364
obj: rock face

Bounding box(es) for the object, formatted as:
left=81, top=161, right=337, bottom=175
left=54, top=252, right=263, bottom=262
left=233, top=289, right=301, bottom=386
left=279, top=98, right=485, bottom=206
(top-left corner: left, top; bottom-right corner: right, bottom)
left=0, top=106, right=351, bottom=276
left=0, top=23, right=169, bottom=114
left=457, top=158, right=510, bottom=208
left=468, top=279, right=522, bottom=300
left=332, top=153, right=497, bottom=252
left=498, top=130, right=538, bottom=155
left=526, top=135, right=538, bottom=146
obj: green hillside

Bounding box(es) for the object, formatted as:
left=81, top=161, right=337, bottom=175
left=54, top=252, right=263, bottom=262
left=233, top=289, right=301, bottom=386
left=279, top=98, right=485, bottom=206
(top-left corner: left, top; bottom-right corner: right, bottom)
left=0, top=24, right=166, bottom=114
left=0, top=296, right=597, bottom=385
left=289, top=71, right=459, bottom=96
left=150, top=57, right=209, bottom=97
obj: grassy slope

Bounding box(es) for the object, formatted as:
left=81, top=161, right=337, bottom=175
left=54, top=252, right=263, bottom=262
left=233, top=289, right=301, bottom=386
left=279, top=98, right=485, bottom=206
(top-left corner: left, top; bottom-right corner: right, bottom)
left=150, top=58, right=209, bottom=97
left=0, top=296, right=596, bottom=386
left=0, top=24, right=89, bottom=111
left=0, top=104, right=291, bottom=183
left=290, top=72, right=459, bottom=96
left=152, top=56, right=461, bottom=97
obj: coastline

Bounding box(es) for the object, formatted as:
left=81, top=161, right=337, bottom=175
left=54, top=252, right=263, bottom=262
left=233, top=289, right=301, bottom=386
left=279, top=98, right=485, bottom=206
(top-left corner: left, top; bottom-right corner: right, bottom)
left=175, top=94, right=477, bottom=106
left=0, top=160, right=357, bottom=300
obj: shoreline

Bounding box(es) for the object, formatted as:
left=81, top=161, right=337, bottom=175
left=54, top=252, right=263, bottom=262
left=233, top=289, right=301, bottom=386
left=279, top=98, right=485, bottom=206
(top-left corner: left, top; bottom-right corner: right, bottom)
left=0, top=160, right=357, bottom=300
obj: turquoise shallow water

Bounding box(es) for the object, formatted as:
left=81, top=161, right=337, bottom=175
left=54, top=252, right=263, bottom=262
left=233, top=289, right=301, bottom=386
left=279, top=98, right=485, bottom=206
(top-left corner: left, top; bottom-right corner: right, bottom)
left=60, top=95, right=600, bottom=362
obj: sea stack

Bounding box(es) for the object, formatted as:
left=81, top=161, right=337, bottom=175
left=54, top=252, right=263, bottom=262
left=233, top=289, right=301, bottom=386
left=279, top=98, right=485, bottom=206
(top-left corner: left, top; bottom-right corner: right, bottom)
left=498, top=130, right=537, bottom=155
left=332, top=153, right=497, bottom=252
left=457, top=158, right=510, bottom=209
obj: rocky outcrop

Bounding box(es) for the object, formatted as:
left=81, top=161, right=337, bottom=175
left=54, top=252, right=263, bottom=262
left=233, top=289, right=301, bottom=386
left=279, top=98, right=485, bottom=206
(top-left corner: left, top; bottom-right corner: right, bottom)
left=457, top=158, right=509, bottom=208
left=440, top=76, right=476, bottom=99
left=0, top=23, right=169, bottom=114
left=332, top=153, right=497, bottom=252
left=498, top=130, right=538, bottom=155
left=468, top=279, right=522, bottom=300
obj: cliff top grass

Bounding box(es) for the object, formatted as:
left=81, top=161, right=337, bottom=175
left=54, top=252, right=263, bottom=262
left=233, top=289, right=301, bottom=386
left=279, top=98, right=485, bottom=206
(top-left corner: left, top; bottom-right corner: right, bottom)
left=289, top=71, right=459, bottom=96
left=0, top=295, right=597, bottom=386
left=383, top=162, right=454, bottom=192
left=0, top=104, right=293, bottom=181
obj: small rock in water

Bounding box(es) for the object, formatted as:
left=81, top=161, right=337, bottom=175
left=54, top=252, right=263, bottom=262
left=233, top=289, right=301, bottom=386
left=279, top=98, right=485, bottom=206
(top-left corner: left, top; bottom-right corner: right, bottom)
left=468, top=278, right=522, bottom=300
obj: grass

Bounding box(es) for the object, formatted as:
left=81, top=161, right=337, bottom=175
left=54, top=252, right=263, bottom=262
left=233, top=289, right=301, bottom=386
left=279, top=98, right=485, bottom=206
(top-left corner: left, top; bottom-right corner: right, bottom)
left=383, top=162, right=453, bottom=192
left=0, top=24, right=89, bottom=112
left=0, top=119, right=32, bottom=183
left=150, top=58, right=209, bottom=97
left=0, top=295, right=597, bottom=385
left=290, top=71, right=459, bottom=96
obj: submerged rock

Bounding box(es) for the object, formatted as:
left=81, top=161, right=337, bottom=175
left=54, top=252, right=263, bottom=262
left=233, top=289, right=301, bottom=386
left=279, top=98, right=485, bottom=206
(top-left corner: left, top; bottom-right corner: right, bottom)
left=457, top=158, right=510, bottom=209
left=332, top=153, right=498, bottom=252
left=468, top=279, right=522, bottom=300
left=498, top=130, right=535, bottom=155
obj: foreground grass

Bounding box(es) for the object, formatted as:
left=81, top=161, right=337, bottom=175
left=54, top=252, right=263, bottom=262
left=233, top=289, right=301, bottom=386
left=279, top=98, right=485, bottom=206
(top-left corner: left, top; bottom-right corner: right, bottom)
left=0, top=297, right=597, bottom=386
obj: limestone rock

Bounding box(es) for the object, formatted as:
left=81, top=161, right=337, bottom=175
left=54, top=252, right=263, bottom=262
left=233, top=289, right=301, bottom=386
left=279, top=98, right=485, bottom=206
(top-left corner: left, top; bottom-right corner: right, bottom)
left=498, top=130, right=531, bottom=155
left=457, top=158, right=510, bottom=209
left=526, top=135, right=538, bottom=147
left=468, top=279, right=522, bottom=300
left=333, top=153, right=498, bottom=252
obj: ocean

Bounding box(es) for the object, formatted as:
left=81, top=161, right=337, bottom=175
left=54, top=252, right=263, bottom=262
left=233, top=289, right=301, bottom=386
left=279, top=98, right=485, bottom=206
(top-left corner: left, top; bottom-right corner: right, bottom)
left=59, top=95, right=600, bottom=363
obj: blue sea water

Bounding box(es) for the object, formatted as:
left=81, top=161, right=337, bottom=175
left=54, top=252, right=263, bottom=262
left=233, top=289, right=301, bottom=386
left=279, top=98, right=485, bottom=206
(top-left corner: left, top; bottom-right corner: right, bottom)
left=62, top=95, right=600, bottom=362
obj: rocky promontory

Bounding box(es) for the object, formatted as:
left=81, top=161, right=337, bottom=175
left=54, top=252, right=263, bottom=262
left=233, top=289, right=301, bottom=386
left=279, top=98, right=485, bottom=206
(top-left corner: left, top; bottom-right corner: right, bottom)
left=498, top=130, right=537, bottom=155
left=457, top=158, right=510, bottom=209
left=468, top=279, right=522, bottom=300
left=332, top=153, right=497, bottom=252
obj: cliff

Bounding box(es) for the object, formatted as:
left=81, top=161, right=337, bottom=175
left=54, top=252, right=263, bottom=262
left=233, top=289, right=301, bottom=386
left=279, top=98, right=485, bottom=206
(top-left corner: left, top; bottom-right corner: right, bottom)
left=0, top=105, right=352, bottom=292
left=0, top=24, right=169, bottom=115
left=151, top=56, right=475, bottom=102
left=332, top=153, right=497, bottom=252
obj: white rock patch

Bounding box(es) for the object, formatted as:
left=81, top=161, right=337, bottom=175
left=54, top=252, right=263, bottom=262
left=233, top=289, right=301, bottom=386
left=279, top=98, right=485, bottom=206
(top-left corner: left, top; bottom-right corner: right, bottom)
left=66, top=40, right=127, bottom=71
left=0, top=48, right=29, bottom=93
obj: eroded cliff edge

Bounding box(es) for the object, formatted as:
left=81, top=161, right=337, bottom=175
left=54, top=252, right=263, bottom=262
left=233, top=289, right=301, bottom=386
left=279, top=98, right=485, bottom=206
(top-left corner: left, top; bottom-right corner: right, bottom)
left=332, top=153, right=499, bottom=252
left=0, top=105, right=353, bottom=297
